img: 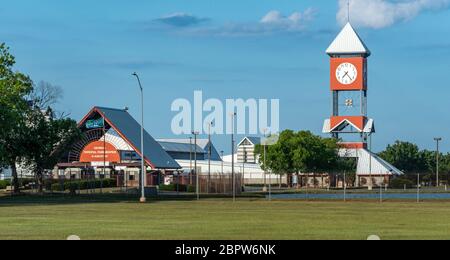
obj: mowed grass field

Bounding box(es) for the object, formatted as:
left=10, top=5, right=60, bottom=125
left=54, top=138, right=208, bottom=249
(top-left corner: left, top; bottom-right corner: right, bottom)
left=0, top=194, right=450, bottom=240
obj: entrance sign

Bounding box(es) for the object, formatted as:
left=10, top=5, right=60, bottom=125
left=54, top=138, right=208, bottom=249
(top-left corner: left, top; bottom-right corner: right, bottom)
left=80, top=141, right=120, bottom=163
left=86, top=118, right=104, bottom=129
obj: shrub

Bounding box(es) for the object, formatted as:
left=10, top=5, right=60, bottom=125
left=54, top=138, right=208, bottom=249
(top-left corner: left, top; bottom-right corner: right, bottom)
left=0, top=180, right=11, bottom=190
left=44, top=179, right=58, bottom=191
left=159, top=184, right=177, bottom=191
left=159, top=184, right=196, bottom=193
left=187, top=185, right=196, bottom=193
left=51, top=178, right=117, bottom=192
left=390, top=177, right=414, bottom=189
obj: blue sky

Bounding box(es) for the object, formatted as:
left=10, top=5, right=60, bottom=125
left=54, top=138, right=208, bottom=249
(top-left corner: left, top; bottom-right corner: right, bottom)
left=1, top=0, right=450, bottom=153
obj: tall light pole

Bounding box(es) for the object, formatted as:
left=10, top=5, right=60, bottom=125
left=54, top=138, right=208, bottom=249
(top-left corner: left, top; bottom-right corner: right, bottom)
left=263, top=128, right=268, bottom=192
left=221, top=151, right=224, bottom=175
left=231, top=112, right=237, bottom=202
left=192, top=131, right=199, bottom=200
left=208, top=122, right=213, bottom=194
left=434, top=137, right=442, bottom=188
left=102, top=116, right=106, bottom=194
left=368, top=133, right=373, bottom=191
left=132, top=72, right=146, bottom=203
left=189, top=136, right=193, bottom=185
left=242, top=155, right=245, bottom=193
left=221, top=150, right=225, bottom=194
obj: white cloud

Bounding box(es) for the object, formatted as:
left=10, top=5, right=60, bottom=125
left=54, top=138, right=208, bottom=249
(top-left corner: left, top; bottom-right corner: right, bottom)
left=153, top=9, right=316, bottom=37
left=199, top=9, right=317, bottom=36
left=337, top=0, right=450, bottom=29
left=260, top=9, right=316, bottom=30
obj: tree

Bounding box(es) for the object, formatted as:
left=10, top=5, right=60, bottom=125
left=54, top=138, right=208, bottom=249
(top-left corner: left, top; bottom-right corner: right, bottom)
left=379, top=140, right=450, bottom=186
left=255, top=130, right=295, bottom=187
left=0, top=43, right=78, bottom=194
left=439, top=153, right=450, bottom=185
left=23, top=107, right=81, bottom=193
left=21, top=82, right=80, bottom=193
left=255, top=130, right=340, bottom=188
left=29, top=81, right=63, bottom=110
left=379, top=141, right=428, bottom=175
left=0, top=43, right=33, bottom=193
left=291, top=131, right=339, bottom=187
left=337, top=157, right=357, bottom=187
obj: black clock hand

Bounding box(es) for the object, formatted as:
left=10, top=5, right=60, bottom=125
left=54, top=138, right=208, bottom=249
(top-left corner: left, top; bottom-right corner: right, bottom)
left=343, top=71, right=349, bottom=80
left=345, top=73, right=353, bottom=80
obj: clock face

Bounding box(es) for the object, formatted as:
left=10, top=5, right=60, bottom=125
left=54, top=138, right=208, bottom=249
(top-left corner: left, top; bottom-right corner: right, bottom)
left=336, top=62, right=358, bottom=85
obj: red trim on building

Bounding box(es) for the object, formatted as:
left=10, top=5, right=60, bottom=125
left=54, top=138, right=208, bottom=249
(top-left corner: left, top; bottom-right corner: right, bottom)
left=78, top=107, right=156, bottom=169
left=339, top=142, right=367, bottom=149
left=330, top=57, right=367, bottom=91
left=330, top=116, right=366, bottom=132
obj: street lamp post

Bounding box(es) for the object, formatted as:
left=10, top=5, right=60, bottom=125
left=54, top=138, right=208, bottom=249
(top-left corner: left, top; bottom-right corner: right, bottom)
left=132, top=72, right=146, bottom=203
left=434, top=137, right=442, bottom=188
left=208, top=122, right=213, bottom=194
left=221, top=151, right=224, bottom=176
left=102, top=116, right=106, bottom=194
left=221, top=150, right=225, bottom=194
left=263, top=128, right=268, bottom=192
left=231, top=112, right=237, bottom=202
left=189, top=137, right=193, bottom=185
left=242, top=158, right=245, bottom=193
left=368, top=133, right=373, bottom=191
left=192, top=131, right=199, bottom=200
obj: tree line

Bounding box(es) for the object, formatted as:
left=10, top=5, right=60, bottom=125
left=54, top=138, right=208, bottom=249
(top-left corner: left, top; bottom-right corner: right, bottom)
left=379, top=141, right=450, bottom=186
left=2, top=41, right=445, bottom=194
left=0, top=43, right=81, bottom=193
left=255, top=131, right=448, bottom=188
left=255, top=130, right=356, bottom=187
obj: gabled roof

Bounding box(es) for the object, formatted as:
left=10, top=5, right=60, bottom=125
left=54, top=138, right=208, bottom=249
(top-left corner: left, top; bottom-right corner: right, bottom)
left=157, top=139, right=210, bottom=150
left=79, top=107, right=181, bottom=169
left=238, top=137, right=261, bottom=146
left=323, top=118, right=375, bottom=134
left=158, top=141, right=205, bottom=154
left=339, top=148, right=403, bottom=176
left=326, top=23, right=371, bottom=57
left=157, top=138, right=223, bottom=161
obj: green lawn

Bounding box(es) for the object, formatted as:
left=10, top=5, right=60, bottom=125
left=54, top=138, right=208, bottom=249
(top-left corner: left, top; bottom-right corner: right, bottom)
left=0, top=194, right=449, bottom=240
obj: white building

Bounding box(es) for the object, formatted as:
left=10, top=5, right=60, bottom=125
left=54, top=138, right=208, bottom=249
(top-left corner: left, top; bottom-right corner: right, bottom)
left=0, top=165, right=34, bottom=180
left=0, top=168, right=11, bottom=180
left=175, top=159, right=285, bottom=186
left=237, top=137, right=261, bottom=164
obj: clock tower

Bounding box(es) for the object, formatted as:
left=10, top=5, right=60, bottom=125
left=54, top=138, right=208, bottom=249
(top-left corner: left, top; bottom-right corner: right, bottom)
left=322, top=22, right=403, bottom=187
left=323, top=22, right=374, bottom=149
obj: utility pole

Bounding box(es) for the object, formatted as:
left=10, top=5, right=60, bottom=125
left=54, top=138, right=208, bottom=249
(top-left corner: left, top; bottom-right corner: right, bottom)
left=434, top=137, right=442, bottom=188
left=192, top=131, right=199, bottom=200
left=132, top=72, right=146, bottom=203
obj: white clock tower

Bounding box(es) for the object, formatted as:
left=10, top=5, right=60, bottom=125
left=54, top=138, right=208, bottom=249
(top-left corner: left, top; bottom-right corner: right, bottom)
left=323, top=23, right=403, bottom=188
